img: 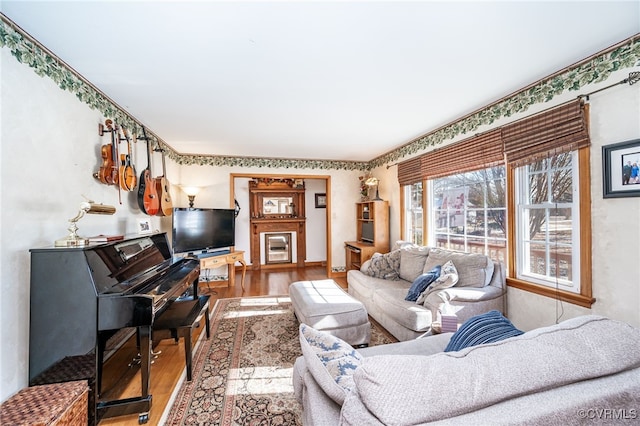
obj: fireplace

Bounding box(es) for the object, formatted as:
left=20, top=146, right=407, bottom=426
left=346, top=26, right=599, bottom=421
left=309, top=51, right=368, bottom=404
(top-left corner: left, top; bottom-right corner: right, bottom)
left=264, top=233, right=292, bottom=264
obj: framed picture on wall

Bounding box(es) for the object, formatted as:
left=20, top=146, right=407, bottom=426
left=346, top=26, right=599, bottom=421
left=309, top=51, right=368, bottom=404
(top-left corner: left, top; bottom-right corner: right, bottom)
left=603, top=138, right=640, bottom=198
left=315, top=193, right=327, bottom=208
left=138, top=218, right=152, bottom=234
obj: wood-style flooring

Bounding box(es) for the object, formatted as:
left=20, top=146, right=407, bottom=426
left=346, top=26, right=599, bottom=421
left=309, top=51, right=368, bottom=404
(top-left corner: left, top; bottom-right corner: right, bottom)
left=98, top=266, right=346, bottom=425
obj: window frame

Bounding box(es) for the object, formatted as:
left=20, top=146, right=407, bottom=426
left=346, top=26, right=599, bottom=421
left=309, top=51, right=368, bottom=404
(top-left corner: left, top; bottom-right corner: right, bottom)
left=401, top=182, right=425, bottom=245
left=506, top=146, right=593, bottom=308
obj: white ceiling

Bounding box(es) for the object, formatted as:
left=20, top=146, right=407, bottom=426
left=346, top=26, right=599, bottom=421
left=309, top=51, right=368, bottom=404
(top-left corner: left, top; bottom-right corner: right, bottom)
left=2, top=1, right=639, bottom=162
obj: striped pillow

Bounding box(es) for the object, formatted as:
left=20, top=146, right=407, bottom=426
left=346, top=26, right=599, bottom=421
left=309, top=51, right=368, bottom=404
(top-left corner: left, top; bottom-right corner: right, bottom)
left=444, top=310, right=523, bottom=352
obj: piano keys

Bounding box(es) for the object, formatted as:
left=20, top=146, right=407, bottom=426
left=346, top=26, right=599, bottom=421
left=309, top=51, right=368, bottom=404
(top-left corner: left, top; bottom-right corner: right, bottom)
left=29, top=232, right=200, bottom=424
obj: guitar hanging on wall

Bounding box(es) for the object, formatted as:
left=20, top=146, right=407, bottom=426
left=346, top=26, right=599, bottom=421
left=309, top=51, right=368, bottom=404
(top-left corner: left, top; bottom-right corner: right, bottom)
left=137, top=127, right=160, bottom=215
left=154, top=146, right=173, bottom=216
left=118, top=124, right=137, bottom=192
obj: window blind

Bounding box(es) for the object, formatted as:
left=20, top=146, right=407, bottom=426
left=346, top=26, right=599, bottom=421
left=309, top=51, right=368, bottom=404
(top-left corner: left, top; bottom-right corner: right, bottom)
left=420, top=129, right=504, bottom=180
left=502, top=99, right=589, bottom=167
left=397, top=156, right=422, bottom=186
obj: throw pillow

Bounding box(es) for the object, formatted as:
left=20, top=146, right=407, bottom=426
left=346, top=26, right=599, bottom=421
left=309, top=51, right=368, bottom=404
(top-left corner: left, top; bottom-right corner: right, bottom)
left=405, top=265, right=441, bottom=302
left=399, top=246, right=430, bottom=282
left=298, top=323, right=363, bottom=405
left=366, top=250, right=401, bottom=279
left=444, top=310, right=523, bottom=352
left=416, top=260, right=460, bottom=304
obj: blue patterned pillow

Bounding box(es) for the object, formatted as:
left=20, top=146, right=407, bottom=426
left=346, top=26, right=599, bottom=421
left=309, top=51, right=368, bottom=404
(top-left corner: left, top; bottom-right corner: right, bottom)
left=405, top=265, right=441, bottom=302
left=444, top=310, right=523, bottom=352
left=299, top=324, right=363, bottom=405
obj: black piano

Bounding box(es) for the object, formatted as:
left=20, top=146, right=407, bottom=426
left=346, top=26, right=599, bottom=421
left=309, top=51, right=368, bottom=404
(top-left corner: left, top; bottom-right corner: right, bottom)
left=29, top=232, right=200, bottom=424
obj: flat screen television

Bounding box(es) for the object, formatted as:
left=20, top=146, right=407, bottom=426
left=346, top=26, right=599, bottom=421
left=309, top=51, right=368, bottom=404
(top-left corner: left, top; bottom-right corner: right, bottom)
left=361, top=221, right=374, bottom=243
left=172, top=208, right=236, bottom=255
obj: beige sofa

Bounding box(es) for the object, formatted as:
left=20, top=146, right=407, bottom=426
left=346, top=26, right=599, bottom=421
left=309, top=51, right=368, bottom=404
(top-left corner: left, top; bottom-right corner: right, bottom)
left=293, top=315, right=640, bottom=425
left=347, top=245, right=506, bottom=341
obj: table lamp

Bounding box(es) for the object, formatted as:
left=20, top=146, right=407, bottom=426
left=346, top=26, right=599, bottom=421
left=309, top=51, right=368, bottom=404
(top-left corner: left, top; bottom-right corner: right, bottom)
left=55, top=201, right=116, bottom=247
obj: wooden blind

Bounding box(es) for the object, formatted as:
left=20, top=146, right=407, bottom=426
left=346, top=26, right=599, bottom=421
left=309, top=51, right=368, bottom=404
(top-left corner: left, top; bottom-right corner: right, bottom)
left=502, top=99, right=590, bottom=167
left=397, top=156, right=423, bottom=185
left=420, top=129, right=504, bottom=180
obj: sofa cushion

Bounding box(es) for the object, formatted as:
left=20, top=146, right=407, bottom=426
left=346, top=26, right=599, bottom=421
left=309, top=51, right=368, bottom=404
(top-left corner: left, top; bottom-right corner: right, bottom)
left=298, top=324, right=362, bottom=405
left=416, top=260, right=460, bottom=305
left=347, top=270, right=409, bottom=301
left=405, top=265, right=441, bottom=302
left=350, top=315, right=640, bottom=425
left=399, top=246, right=430, bottom=282
left=365, top=249, right=401, bottom=280
left=423, top=248, right=494, bottom=288
left=372, top=287, right=434, bottom=332
left=444, top=310, right=523, bottom=352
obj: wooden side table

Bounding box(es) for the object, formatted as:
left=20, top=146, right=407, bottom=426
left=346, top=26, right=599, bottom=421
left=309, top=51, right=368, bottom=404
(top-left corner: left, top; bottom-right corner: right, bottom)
left=200, top=251, right=247, bottom=289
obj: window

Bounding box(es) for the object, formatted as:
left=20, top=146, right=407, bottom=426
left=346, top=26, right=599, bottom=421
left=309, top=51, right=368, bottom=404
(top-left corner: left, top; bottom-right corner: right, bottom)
left=428, top=166, right=507, bottom=263
left=508, top=148, right=593, bottom=307
left=515, top=152, right=579, bottom=291
left=397, top=100, right=592, bottom=307
left=403, top=182, right=423, bottom=245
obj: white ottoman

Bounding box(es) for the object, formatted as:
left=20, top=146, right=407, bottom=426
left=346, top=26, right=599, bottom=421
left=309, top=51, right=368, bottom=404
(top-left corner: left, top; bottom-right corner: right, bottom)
left=289, top=279, right=371, bottom=346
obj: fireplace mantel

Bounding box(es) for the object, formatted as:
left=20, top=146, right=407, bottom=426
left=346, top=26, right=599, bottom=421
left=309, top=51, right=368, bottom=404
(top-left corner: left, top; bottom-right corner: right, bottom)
left=249, top=178, right=306, bottom=269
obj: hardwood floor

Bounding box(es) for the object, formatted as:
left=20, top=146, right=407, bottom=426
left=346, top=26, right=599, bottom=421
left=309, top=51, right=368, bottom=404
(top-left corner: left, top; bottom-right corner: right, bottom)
left=98, top=266, right=346, bottom=425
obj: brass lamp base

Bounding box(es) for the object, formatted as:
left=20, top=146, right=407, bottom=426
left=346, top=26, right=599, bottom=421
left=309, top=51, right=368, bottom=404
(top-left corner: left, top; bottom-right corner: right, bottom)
left=54, top=217, right=89, bottom=247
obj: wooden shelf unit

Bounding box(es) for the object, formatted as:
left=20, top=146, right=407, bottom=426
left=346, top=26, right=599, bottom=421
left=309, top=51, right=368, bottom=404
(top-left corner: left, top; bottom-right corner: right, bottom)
left=345, top=200, right=390, bottom=271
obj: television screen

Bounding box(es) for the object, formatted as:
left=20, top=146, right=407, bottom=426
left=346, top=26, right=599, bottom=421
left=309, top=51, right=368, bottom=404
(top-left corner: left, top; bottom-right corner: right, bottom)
left=172, top=208, right=235, bottom=255
left=361, top=221, right=374, bottom=243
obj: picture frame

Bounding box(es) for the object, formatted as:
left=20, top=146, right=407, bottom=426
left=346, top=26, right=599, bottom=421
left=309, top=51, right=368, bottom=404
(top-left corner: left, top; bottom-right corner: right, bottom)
left=138, top=218, right=152, bottom=234
left=602, top=138, right=640, bottom=198
left=314, top=193, right=327, bottom=208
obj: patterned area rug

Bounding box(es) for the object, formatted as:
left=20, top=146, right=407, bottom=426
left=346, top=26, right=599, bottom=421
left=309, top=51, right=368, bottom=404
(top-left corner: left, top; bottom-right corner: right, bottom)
left=164, top=295, right=396, bottom=425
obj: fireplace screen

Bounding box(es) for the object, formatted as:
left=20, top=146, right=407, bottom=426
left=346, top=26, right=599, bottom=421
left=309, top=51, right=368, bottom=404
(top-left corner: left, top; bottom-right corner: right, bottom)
left=265, top=233, right=292, bottom=264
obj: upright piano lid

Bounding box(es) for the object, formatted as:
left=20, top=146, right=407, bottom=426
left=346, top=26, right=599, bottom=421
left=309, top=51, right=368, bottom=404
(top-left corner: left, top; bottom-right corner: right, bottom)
left=84, top=233, right=173, bottom=294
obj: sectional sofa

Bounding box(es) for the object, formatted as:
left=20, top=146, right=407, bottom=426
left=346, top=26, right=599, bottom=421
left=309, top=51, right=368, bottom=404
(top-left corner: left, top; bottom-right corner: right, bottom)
left=293, top=314, right=640, bottom=425
left=347, top=244, right=506, bottom=341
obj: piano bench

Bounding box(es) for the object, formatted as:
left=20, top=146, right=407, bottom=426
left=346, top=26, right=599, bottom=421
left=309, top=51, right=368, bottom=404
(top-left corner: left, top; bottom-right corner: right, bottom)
left=153, top=295, right=211, bottom=381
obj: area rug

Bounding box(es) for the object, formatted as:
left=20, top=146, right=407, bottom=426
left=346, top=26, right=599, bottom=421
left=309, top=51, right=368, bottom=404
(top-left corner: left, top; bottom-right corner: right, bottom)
left=163, top=295, right=396, bottom=425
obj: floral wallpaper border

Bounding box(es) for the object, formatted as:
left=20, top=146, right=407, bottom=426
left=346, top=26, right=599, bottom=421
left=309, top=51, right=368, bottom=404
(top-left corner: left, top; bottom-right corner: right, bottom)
left=2, top=15, right=638, bottom=172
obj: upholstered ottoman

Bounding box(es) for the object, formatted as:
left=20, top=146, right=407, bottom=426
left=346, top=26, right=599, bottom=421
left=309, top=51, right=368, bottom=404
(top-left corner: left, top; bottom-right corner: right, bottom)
left=289, top=279, right=371, bottom=346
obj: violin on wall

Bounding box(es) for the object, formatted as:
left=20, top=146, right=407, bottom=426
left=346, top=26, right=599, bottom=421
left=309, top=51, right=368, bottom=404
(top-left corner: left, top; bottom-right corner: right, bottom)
left=95, top=119, right=119, bottom=186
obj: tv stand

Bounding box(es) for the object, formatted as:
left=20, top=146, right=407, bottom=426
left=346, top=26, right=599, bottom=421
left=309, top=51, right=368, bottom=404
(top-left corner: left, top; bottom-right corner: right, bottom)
left=197, top=249, right=231, bottom=259
left=344, top=200, right=389, bottom=271
left=199, top=251, right=246, bottom=290
left=345, top=241, right=379, bottom=271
